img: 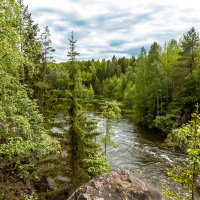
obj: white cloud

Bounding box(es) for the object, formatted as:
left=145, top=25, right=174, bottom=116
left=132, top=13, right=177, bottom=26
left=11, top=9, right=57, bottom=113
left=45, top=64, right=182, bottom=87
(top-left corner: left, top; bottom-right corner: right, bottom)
left=23, top=0, right=200, bottom=61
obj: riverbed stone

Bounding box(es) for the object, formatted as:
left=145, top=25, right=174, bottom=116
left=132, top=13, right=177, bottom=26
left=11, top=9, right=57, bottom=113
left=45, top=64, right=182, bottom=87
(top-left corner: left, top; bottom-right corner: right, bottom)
left=67, top=170, right=162, bottom=200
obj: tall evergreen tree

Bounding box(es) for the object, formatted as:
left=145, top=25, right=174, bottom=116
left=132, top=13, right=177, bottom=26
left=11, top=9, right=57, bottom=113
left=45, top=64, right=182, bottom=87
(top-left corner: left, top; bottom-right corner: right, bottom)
left=67, top=32, right=109, bottom=189
left=180, top=27, right=200, bottom=72
left=41, top=26, right=55, bottom=64
left=17, top=0, right=41, bottom=87
left=148, top=42, right=161, bottom=63
left=33, top=26, right=55, bottom=117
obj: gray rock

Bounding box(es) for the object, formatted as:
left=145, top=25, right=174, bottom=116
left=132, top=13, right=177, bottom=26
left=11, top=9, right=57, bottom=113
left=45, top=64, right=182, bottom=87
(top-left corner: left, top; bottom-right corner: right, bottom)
left=61, top=151, right=69, bottom=158
left=67, top=171, right=162, bottom=200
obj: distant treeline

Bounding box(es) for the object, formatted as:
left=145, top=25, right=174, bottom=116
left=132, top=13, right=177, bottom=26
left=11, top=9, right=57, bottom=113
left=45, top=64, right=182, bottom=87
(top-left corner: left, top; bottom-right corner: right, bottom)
left=51, top=27, right=200, bottom=133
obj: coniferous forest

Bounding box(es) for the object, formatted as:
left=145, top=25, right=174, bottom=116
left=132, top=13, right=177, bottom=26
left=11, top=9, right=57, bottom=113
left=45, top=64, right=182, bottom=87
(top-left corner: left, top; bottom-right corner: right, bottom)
left=1, top=0, right=200, bottom=199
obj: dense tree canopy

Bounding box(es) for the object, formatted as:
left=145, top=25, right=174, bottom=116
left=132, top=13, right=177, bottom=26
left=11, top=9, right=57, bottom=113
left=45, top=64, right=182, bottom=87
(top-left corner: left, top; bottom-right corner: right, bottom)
left=1, top=1, right=200, bottom=199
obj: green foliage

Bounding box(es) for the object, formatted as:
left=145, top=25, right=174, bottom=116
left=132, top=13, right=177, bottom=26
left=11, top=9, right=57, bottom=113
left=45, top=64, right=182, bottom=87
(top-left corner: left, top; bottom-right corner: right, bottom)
left=32, top=26, right=56, bottom=120
left=163, top=185, right=190, bottom=200
left=2, top=2, right=200, bottom=197
left=0, top=137, right=37, bottom=161
left=69, top=110, right=110, bottom=189
left=67, top=31, right=80, bottom=62
left=0, top=74, right=61, bottom=176
left=17, top=0, right=42, bottom=86
left=180, top=27, right=200, bottom=72
left=101, top=101, right=121, bottom=120
left=131, top=46, right=168, bottom=126
left=0, top=3, right=61, bottom=199
left=47, top=28, right=200, bottom=134
left=124, top=83, right=135, bottom=107
left=101, top=101, right=121, bottom=158
left=0, top=0, right=22, bottom=77
left=155, top=114, right=177, bottom=133
left=23, top=191, right=38, bottom=200
left=41, top=26, right=55, bottom=63
left=67, top=32, right=109, bottom=190
left=83, top=152, right=110, bottom=177
left=103, top=76, right=123, bottom=100
left=164, top=105, right=200, bottom=200
left=181, top=64, right=200, bottom=109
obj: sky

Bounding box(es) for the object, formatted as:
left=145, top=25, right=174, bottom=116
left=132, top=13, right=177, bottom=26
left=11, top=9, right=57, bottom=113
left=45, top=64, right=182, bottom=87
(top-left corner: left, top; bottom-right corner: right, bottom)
left=23, top=0, right=200, bottom=62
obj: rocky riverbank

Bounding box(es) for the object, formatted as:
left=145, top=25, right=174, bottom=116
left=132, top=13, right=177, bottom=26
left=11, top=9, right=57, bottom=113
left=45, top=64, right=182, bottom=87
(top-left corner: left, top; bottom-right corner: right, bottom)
left=68, top=171, right=162, bottom=200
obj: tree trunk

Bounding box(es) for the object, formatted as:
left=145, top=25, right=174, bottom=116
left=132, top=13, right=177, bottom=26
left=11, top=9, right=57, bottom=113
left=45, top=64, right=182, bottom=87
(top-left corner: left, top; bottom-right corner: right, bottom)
left=157, top=91, right=159, bottom=116
left=105, top=120, right=108, bottom=160
left=192, top=162, right=197, bottom=200
left=192, top=115, right=198, bottom=200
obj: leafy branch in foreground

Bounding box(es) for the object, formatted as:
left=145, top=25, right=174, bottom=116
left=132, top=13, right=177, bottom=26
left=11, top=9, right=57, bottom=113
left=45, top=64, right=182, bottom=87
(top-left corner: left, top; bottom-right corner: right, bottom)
left=164, top=104, right=200, bottom=200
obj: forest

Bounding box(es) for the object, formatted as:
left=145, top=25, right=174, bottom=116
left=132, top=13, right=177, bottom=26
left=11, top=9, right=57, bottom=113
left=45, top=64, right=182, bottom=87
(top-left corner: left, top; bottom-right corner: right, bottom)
left=1, top=0, right=200, bottom=199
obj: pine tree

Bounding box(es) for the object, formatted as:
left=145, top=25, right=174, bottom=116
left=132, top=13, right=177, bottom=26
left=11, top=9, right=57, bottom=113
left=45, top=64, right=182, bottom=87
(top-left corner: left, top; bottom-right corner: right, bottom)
left=41, top=26, right=55, bottom=64
left=148, top=42, right=161, bottom=63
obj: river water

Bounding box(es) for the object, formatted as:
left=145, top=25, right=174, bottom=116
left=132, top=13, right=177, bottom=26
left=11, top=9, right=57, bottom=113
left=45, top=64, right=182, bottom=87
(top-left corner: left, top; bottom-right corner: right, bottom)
left=86, top=102, right=187, bottom=195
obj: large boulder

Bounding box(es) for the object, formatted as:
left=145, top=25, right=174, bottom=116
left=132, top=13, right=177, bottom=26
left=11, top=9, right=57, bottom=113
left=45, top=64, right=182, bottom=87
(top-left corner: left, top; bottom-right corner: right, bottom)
left=67, top=171, right=162, bottom=200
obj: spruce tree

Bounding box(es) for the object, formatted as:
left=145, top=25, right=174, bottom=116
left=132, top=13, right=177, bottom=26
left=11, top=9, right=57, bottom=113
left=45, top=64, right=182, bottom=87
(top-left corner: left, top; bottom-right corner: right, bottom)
left=33, top=26, right=55, bottom=118
left=67, top=32, right=109, bottom=189
left=180, top=27, right=200, bottom=72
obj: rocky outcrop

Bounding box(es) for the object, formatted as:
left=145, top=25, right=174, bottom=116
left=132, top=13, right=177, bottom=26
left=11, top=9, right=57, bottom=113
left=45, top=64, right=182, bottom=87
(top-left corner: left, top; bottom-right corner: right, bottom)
left=67, top=171, right=162, bottom=200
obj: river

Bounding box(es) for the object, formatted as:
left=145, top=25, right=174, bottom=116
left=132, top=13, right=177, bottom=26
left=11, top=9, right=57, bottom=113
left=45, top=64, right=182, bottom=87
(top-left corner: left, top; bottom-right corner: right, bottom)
left=86, top=101, right=187, bottom=196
